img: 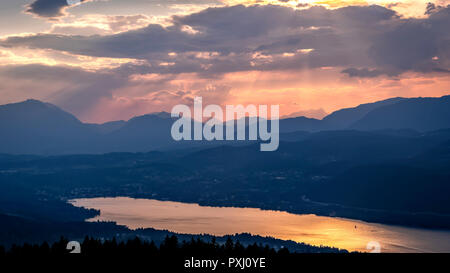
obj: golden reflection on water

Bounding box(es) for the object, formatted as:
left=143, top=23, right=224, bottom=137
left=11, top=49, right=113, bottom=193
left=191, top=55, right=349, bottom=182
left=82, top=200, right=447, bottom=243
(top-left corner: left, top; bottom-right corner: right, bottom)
left=70, top=197, right=450, bottom=253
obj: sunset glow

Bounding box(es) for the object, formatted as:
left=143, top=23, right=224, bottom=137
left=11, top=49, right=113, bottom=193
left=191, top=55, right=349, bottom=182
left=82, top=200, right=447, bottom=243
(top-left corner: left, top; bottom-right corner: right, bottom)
left=0, top=0, right=448, bottom=123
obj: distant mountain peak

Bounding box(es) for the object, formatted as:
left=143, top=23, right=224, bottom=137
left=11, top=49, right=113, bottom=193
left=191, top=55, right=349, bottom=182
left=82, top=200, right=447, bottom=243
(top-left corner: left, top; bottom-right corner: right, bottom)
left=351, top=95, right=450, bottom=132
left=1, top=99, right=62, bottom=111
left=151, top=111, right=172, bottom=119
left=320, top=97, right=407, bottom=130
left=2, top=99, right=44, bottom=108
left=24, top=98, right=42, bottom=103
left=282, top=108, right=328, bottom=120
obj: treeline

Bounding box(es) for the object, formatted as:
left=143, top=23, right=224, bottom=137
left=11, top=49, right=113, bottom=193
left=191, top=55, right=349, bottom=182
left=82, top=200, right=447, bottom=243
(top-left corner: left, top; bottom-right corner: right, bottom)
left=1, top=235, right=443, bottom=272
left=1, top=235, right=286, bottom=256
left=0, top=235, right=344, bottom=271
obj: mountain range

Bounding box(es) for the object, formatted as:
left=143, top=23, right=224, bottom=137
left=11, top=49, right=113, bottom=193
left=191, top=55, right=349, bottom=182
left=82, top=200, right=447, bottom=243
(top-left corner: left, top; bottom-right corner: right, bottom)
left=0, top=95, right=449, bottom=154
left=1, top=96, right=450, bottom=228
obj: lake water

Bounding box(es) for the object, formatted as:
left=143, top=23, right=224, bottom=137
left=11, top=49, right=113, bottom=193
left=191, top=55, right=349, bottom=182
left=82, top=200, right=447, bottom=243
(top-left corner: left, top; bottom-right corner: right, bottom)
left=70, top=197, right=450, bottom=253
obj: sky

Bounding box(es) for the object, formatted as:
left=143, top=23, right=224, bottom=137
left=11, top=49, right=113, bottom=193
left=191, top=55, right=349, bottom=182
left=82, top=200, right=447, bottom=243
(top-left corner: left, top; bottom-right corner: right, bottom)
left=0, top=0, right=449, bottom=123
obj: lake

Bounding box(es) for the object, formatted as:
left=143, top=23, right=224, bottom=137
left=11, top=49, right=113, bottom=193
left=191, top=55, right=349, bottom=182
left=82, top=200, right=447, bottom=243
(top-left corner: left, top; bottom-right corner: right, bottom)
left=70, top=197, right=450, bottom=253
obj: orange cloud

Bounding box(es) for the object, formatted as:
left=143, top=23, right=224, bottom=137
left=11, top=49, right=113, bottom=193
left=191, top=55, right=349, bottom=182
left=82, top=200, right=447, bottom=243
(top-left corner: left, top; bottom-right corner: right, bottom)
left=77, top=68, right=449, bottom=123
left=222, top=0, right=436, bottom=18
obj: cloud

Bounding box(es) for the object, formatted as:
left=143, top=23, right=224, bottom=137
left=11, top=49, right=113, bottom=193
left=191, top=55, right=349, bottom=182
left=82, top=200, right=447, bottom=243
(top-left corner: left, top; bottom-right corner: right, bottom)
left=26, top=0, right=88, bottom=19
left=368, top=6, right=450, bottom=74
left=48, top=14, right=155, bottom=35
left=2, top=4, right=447, bottom=79
left=425, top=2, right=446, bottom=15
left=341, top=68, right=386, bottom=78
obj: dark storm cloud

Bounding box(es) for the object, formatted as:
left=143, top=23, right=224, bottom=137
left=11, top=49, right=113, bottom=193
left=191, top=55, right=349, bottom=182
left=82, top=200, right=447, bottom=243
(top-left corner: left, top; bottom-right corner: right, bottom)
left=26, top=0, right=86, bottom=18
left=4, top=4, right=450, bottom=77
left=5, top=5, right=397, bottom=53
left=369, top=6, right=450, bottom=74
left=341, top=68, right=386, bottom=78
left=425, top=2, right=446, bottom=15
left=2, top=24, right=197, bottom=58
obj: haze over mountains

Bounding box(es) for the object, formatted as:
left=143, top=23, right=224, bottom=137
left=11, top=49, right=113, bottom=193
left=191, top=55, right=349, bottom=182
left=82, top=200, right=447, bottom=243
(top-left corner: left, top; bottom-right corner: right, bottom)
left=0, top=95, right=449, bottom=155
left=1, top=95, right=450, bottom=229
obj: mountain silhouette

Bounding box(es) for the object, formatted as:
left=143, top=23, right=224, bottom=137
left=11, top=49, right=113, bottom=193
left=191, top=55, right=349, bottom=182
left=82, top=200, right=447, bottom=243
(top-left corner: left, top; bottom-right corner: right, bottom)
left=351, top=96, right=450, bottom=131
left=0, top=99, right=84, bottom=133
left=322, top=97, right=406, bottom=130
left=86, top=120, right=126, bottom=134
left=0, top=95, right=449, bottom=154
left=0, top=99, right=94, bottom=154
left=103, top=113, right=177, bottom=152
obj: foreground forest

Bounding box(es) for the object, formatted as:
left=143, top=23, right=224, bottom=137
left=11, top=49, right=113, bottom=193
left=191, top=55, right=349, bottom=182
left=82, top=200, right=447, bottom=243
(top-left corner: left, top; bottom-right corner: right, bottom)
left=1, top=235, right=348, bottom=271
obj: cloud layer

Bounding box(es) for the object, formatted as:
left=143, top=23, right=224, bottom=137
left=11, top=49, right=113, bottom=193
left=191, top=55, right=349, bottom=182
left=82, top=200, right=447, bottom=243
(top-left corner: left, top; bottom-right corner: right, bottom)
left=7, top=4, right=450, bottom=77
